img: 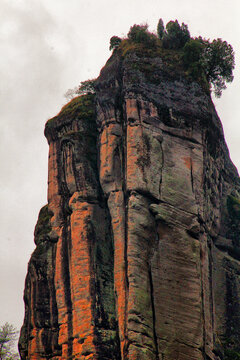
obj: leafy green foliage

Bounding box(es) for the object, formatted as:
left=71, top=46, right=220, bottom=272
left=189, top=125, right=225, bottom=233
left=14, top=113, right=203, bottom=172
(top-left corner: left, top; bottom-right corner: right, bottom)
left=201, top=38, right=235, bottom=97
left=109, top=36, right=122, bottom=51
left=127, top=24, right=147, bottom=42
left=0, top=323, right=19, bottom=360
left=182, top=37, right=235, bottom=97
left=127, top=24, right=157, bottom=48
left=182, top=38, right=207, bottom=84
left=76, top=79, right=96, bottom=96
left=158, top=18, right=234, bottom=96
left=162, top=20, right=190, bottom=49
left=182, top=38, right=204, bottom=65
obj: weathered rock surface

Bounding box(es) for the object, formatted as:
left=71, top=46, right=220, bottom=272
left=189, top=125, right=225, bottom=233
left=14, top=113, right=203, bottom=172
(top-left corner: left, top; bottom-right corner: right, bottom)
left=19, top=48, right=240, bottom=359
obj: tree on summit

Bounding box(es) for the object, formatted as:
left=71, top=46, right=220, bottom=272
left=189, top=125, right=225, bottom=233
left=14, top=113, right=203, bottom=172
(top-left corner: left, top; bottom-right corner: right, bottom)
left=201, top=38, right=235, bottom=97
left=127, top=24, right=157, bottom=48
left=161, top=20, right=190, bottom=49
left=157, top=18, right=164, bottom=40
left=156, top=19, right=235, bottom=97
left=183, top=37, right=235, bottom=97
left=66, top=19, right=235, bottom=100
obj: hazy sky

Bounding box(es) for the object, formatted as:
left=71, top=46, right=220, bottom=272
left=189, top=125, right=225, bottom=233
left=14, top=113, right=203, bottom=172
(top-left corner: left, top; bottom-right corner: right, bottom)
left=0, top=0, right=239, bottom=338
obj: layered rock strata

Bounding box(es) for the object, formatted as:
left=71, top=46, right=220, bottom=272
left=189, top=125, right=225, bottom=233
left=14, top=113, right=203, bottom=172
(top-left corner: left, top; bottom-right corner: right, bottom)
left=19, top=49, right=240, bottom=360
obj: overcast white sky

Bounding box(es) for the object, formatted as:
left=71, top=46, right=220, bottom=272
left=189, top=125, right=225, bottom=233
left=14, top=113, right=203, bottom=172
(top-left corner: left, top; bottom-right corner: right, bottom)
left=0, top=0, right=239, bottom=338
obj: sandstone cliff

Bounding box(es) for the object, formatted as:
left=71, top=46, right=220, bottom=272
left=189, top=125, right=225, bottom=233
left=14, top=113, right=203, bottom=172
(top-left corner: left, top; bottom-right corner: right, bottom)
left=19, top=45, right=240, bottom=360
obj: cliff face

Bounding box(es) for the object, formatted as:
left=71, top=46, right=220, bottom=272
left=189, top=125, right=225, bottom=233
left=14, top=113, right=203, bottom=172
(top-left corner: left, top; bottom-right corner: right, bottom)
left=19, top=48, right=240, bottom=360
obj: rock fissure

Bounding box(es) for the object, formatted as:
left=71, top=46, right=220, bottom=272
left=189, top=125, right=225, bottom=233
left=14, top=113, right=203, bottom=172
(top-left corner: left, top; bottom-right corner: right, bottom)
left=123, top=126, right=130, bottom=359
left=148, top=266, right=160, bottom=360
left=200, top=238, right=208, bottom=360
left=161, top=128, right=202, bottom=145
left=190, top=156, right=194, bottom=194
left=61, top=220, right=73, bottom=359
left=158, top=139, right=164, bottom=199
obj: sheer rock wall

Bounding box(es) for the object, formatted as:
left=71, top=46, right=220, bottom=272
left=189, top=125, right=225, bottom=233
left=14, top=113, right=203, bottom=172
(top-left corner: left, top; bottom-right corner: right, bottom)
left=19, top=50, right=240, bottom=360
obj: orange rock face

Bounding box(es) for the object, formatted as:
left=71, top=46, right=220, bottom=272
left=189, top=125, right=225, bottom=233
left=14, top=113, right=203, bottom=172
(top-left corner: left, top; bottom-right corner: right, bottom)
left=20, top=51, right=240, bottom=359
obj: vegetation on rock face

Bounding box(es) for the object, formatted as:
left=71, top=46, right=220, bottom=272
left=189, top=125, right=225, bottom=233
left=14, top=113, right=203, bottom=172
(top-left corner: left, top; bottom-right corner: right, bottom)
left=109, top=18, right=235, bottom=97
left=34, top=205, right=53, bottom=245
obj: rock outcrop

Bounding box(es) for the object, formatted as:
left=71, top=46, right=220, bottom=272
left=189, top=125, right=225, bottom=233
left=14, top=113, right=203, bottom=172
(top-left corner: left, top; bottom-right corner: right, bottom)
left=19, top=46, right=240, bottom=360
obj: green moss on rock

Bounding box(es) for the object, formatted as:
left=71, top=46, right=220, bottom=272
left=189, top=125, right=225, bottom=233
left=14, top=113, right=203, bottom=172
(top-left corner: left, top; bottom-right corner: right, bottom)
left=34, top=205, right=53, bottom=245
left=45, top=94, right=96, bottom=142
left=227, top=195, right=240, bottom=222
left=47, top=94, right=95, bottom=127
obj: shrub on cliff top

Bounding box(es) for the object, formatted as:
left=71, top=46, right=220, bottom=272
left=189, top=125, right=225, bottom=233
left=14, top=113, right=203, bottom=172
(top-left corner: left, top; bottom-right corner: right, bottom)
left=162, top=20, right=190, bottom=49
left=127, top=24, right=157, bottom=48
